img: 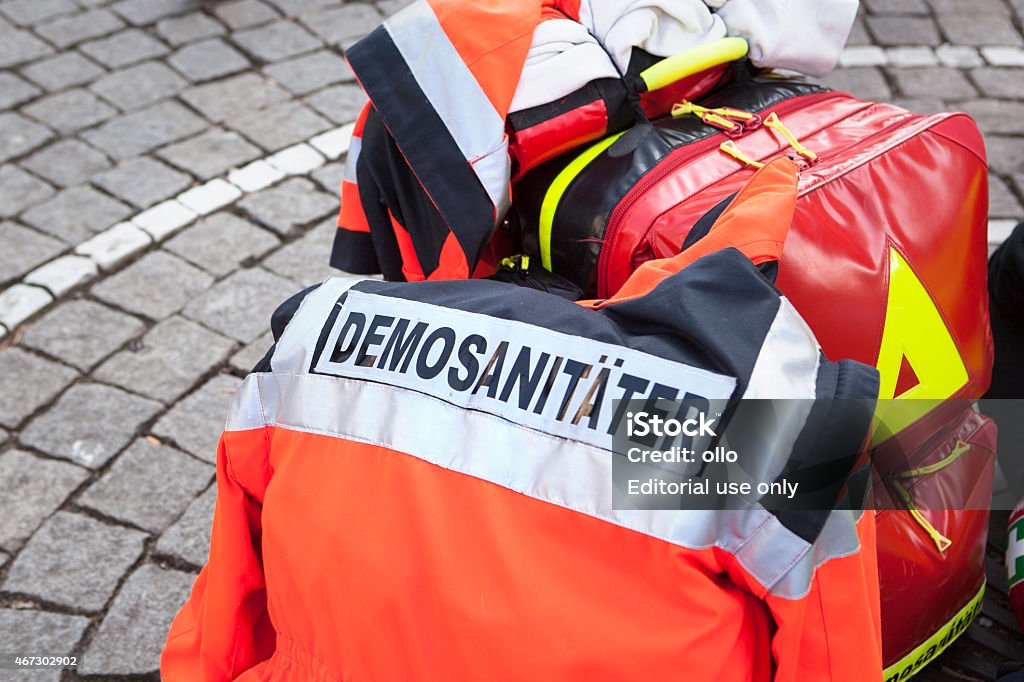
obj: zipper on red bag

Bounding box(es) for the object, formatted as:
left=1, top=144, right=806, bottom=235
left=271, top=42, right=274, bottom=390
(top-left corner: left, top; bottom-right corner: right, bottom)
left=596, top=91, right=850, bottom=297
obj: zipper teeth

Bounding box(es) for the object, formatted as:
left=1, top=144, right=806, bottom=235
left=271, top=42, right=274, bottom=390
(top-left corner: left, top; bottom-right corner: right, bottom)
left=596, top=91, right=843, bottom=297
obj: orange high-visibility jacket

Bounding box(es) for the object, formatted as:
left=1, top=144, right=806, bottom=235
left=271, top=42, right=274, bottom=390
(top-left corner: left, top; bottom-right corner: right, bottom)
left=163, top=160, right=883, bottom=681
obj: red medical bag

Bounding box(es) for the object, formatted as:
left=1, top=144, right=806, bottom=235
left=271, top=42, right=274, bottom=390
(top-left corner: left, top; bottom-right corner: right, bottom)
left=513, top=60, right=995, bottom=679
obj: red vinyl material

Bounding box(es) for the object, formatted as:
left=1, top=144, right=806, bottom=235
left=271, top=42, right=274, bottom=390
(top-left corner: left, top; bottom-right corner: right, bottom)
left=591, top=94, right=993, bottom=669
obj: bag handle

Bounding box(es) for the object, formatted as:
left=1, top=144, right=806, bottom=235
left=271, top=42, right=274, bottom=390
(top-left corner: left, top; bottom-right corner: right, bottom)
left=638, top=37, right=749, bottom=93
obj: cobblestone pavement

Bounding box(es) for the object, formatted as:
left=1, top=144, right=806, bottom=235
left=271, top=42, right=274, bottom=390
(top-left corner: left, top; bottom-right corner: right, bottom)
left=0, top=1, right=1021, bottom=679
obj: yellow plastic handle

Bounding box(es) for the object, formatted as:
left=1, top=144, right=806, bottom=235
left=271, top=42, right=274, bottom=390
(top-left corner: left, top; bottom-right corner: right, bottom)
left=639, top=37, right=749, bottom=93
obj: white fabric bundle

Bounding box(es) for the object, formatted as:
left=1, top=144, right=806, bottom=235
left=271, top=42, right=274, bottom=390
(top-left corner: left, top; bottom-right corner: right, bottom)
left=510, top=0, right=858, bottom=114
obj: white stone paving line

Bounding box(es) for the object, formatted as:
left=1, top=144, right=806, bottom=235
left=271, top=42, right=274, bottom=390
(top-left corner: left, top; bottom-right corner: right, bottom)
left=1, top=122, right=356, bottom=335
left=840, top=44, right=1024, bottom=69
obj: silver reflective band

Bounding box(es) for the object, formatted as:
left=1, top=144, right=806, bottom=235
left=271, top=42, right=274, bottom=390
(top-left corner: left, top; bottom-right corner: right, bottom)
left=343, top=136, right=362, bottom=185
left=225, top=371, right=862, bottom=599
left=385, top=1, right=510, bottom=215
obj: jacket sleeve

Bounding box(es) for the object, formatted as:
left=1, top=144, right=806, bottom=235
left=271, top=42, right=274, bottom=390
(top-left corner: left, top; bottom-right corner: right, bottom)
left=331, top=103, right=382, bottom=275
left=161, top=429, right=276, bottom=682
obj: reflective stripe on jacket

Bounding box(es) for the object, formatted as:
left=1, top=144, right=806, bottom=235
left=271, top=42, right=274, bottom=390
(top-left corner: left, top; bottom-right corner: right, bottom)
left=164, top=160, right=883, bottom=681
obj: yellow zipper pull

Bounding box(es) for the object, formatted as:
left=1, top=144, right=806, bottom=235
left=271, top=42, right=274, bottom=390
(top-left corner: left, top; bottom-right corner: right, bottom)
left=899, top=439, right=971, bottom=479
left=891, top=479, right=953, bottom=553
left=764, top=112, right=817, bottom=161
left=714, top=106, right=757, bottom=121
left=671, top=101, right=697, bottom=118
left=719, top=140, right=764, bottom=168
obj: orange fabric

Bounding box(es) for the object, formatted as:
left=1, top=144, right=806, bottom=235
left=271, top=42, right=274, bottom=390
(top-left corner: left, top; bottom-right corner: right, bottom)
left=429, top=0, right=543, bottom=115
left=164, top=426, right=882, bottom=681
left=391, top=212, right=425, bottom=281
left=581, top=156, right=799, bottom=309
left=427, top=231, right=471, bottom=280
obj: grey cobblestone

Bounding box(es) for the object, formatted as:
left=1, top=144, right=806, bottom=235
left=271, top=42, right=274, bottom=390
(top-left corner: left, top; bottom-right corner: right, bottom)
left=233, top=19, right=322, bottom=62
left=937, top=13, right=1023, bottom=47
left=181, top=72, right=290, bottom=123
left=21, top=139, right=111, bottom=187
left=19, top=51, right=105, bottom=91
left=184, top=267, right=298, bottom=342
left=80, top=563, right=196, bottom=676
left=0, top=112, right=53, bottom=163
left=299, top=3, right=381, bottom=46
left=0, top=609, right=90, bottom=665
left=94, top=315, right=235, bottom=403
left=263, top=219, right=336, bottom=286
left=310, top=160, right=343, bottom=192
left=0, top=167, right=54, bottom=219
left=264, top=48, right=352, bottom=95
left=79, top=27, right=169, bottom=68
left=22, top=186, right=131, bottom=244
left=2, top=511, right=148, bottom=611
left=306, top=82, right=367, bottom=124
left=82, top=100, right=208, bottom=159
left=0, top=0, right=78, bottom=26
left=158, top=127, right=262, bottom=179
left=0, top=449, right=88, bottom=551
left=35, top=9, right=126, bottom=49
left=377, top=0, right=414, bottom=16
left=20, top=382, right=161, bottom=468
left=165, top=212, right=280, bottom=276
left=152, top=373, right=241, bottom=461
left=0, top=29, right=55, bottom=68
left=215, top=0, right=280, bottom=28
left=168, top=37, right=250, bottom=82
left=156, top=483, right=215, bottom=566
left=927, top=0, right=1010, bottom=12
left=91, top=59, right=187, bottom=110
left=0, top=71, right=39, bottom=108
left=864, top=0, right=930, bottom=13
left=78, top=438, right=213, bottom=532
left=156, top=11, right=226, bottom=45
left=990, top=174, right=1024, bottom=218
left=892, top=66, right=978, bottom=99
left=229, top=329, right=273, bottom=373
left=987, top=135, right=1024, bottom=175
left=866, top=15, right=942, bottom=45
left=0, top=347, right=77, bottom=429
left=93, top=156, right=192, bottom=208
left=21, top=87, right=117, bottom=134
left=960, top=98, right=1024, bottom=135
left=21, top=299, right=144, bottom=370
left=1, top=223, right=64, bottom=283
left=239, top=177, right=336, bottom=235
left=972, top=67, right=1024, bottom=99
left=92, top=250, right=214, bottom=320
left=271, top=0, right=337, bottom=15
left=229, top=99, right=330, bottom=151
left=111, top=0, right=196, bottom=26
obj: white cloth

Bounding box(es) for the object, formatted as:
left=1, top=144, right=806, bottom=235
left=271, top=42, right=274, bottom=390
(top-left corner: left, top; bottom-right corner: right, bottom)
left=509, top=0, right=858, bottom=113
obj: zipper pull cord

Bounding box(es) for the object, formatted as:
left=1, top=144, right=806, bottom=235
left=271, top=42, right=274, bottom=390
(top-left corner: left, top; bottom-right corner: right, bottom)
left=898, top=439, right=971, bottom=479
left=890, top=479, right=953, bottom=553
left=764, top=112, right=817, bottom=161
left=719, top=140, right=764, bottom=168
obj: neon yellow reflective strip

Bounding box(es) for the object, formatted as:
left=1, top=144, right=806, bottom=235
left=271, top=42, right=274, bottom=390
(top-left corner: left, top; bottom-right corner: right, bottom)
left=640, top=37, right=748, bottom=93
left=538, top=132, right=624, bottom=272
left=872, top=248, right=969, bottom=443
left=881, top=582, right=984, bottom=682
